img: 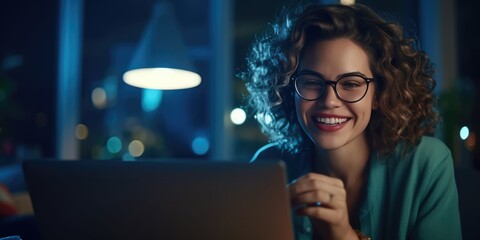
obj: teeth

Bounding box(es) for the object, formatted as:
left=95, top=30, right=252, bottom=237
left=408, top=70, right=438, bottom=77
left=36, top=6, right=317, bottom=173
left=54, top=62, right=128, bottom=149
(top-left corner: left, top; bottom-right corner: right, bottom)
left=315, top=117, right=348, bottom=125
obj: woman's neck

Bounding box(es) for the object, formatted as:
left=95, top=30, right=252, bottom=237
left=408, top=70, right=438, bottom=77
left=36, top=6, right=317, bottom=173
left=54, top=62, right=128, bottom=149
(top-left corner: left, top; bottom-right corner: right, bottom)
left=313, top=134, right=370, bottom=185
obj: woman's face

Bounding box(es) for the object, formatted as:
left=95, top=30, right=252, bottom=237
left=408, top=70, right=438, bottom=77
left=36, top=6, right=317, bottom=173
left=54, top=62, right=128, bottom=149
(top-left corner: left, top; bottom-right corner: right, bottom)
left=295, top=38, right=376, bottom=151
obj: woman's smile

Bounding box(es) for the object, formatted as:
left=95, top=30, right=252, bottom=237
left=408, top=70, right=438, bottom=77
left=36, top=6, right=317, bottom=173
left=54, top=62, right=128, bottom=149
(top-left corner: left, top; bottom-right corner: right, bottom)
left=311, top=113, right=351, bottom=132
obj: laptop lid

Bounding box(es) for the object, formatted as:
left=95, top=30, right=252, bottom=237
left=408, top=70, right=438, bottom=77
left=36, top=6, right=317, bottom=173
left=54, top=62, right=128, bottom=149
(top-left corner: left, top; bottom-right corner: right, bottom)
left=23, top=159, right=294, bottom=240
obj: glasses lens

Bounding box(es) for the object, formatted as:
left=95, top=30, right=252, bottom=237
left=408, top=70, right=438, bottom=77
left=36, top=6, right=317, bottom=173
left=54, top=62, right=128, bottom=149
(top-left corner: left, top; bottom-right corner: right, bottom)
left=294, top=75, right=325, bottom=100
left=336, top=75, right=369, bottom=102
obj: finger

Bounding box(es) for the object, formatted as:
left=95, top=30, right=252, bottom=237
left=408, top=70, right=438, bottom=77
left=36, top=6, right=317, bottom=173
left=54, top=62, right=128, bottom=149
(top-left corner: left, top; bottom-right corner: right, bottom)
left=289, top=174, right=344, bottom=194
left=296, top=204, right=346, bottom=224
left=291, top=190, right=334, bottom=207
left=292, top=201, right=322, bottom=212
left=294, top=173, right=345, bottom=188
left=289, top=178, right=346, bottom=200
left=292, top=192, right=345, bottom=212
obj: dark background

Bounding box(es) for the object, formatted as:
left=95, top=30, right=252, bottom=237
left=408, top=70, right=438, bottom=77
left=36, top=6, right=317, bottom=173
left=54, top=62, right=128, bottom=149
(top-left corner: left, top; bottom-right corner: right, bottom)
left=0, top=0, right=478, bottom=168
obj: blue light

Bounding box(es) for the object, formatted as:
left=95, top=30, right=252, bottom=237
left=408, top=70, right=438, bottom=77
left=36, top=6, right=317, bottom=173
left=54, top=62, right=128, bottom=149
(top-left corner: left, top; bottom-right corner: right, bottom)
left=122, top=153, right=135, bottom=161
left=106, top=136, right=122, bottom=153
left=192, top=137, right=209, bottom=155
left=142, top=89, right=163, bottom=112
left=460, top=126, right=469, bottom=140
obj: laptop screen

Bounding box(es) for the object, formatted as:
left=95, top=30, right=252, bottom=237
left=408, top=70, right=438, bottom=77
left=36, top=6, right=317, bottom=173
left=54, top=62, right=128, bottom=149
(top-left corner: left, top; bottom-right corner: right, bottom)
left=23, top=159, right=294, bottom=240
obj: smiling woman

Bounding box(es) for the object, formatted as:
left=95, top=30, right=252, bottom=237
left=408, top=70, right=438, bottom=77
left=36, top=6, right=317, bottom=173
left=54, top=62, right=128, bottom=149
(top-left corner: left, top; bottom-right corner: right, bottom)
left=294, top=38, right=375, bottom=152
left=242, top=3, right=461, bottom=240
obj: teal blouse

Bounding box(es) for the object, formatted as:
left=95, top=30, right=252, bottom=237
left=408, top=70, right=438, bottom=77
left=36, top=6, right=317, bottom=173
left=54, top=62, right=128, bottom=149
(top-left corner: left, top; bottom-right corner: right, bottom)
left=251, top=136, right=462, bottom=239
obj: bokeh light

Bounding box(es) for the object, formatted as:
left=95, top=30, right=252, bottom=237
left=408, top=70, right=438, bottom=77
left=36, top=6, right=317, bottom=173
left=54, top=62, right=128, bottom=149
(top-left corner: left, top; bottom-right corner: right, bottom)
left=91, top=87, right=107, bottom=109
left=192, top=137, right=209, bottom=155
left=341, top=0, right=355, bottom=5
left=460, top=126, right=469, bottom=140
left=122, top=153, right=135, bottom=161
left=75, top=124, right=89, bottom=140
left=106, top=136, right=122, bottom=154
left=128, top=140, right=145, bottom=157
left=466, top=132, right=476, bottom=151
left=230, top=108, right=246, bottom=125
left=142, top=89, right=163, bottom=112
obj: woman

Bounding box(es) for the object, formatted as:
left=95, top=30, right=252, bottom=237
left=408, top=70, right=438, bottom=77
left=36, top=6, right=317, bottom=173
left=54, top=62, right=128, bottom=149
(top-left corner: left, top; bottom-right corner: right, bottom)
left=242, top=3, right=462, bottom=240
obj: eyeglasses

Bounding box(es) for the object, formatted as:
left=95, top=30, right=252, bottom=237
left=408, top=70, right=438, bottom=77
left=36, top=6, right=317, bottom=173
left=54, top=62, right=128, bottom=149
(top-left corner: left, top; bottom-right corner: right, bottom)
left=292, top=70, right=374, bottom=103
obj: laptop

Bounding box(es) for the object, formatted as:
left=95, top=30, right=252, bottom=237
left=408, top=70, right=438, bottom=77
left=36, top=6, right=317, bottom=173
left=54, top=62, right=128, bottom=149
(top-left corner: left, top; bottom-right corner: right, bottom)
left=23, top=159, right=294, bottom=240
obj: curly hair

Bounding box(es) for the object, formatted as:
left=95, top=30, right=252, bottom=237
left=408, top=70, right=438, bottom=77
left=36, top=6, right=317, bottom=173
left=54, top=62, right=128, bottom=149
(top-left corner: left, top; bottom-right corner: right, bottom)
left=242, top=3, right=439, bottom=155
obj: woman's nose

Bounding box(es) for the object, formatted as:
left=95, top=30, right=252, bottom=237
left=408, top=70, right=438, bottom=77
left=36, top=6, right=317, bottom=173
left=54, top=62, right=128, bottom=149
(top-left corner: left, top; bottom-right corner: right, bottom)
left=319, top=85, right=341, bottom=108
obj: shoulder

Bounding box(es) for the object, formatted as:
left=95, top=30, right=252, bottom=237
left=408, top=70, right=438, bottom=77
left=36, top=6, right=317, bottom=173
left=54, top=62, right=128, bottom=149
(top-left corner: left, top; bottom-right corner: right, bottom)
left=385, top=136, right=454, bottom=182
left=387, top=136, right=455, bottom=184
left=388, top=136, right=452, bottom=164
left=409, top=136, right=453, bottom=171
left=378, top=137, right=461, bottom=239
left=414, top=136, right=451, bottom=159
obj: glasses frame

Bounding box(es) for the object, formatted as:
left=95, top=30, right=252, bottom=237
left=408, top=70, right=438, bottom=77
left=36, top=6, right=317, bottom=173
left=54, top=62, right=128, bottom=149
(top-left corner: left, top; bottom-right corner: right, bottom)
left=291, top=70, right=374, bottom=103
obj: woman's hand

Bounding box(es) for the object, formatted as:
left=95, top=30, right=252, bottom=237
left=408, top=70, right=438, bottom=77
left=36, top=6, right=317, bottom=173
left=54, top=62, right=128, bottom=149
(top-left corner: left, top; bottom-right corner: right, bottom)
left=289, top=173, right=358, bottom=240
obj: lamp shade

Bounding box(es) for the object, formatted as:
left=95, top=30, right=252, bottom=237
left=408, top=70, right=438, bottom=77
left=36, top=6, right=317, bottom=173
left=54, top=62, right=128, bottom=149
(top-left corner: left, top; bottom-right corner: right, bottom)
left=123, top=1, right=201, bottom=90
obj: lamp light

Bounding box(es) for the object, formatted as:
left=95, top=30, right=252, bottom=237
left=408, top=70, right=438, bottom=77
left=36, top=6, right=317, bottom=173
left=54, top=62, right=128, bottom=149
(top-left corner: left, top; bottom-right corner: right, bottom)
left=123, top=1, right=201, bottom=90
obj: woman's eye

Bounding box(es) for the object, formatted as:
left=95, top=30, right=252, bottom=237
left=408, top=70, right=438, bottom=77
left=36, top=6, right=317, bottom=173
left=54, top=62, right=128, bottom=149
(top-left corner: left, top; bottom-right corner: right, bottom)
left=302, top=80, right=322, bottom=88
left=343, top=81, right=360, bottom=87
left=299, top=76, right=323, bottom=87
left=340, top=80, right=362, bottom=89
